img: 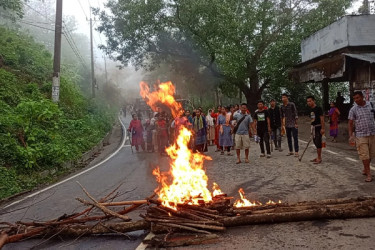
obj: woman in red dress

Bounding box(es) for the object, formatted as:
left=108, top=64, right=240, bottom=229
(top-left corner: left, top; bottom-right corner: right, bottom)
left=128, top=114, right=145, bottom=151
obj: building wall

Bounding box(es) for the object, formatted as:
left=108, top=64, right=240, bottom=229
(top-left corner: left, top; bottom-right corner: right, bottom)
left=301, top=15, right=375, bottom=63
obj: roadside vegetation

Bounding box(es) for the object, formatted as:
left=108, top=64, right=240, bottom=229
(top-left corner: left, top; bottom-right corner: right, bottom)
left=0, top=27, right=116, bottom=199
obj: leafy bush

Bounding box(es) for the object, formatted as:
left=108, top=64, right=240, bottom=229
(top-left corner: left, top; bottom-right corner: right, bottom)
left=0, top=27, right=116, bottom=199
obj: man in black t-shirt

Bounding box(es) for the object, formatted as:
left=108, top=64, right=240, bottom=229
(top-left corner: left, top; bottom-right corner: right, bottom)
left=307, top=96, right=325, bottom=164
left=269, top=99, right=282, bottom=151
left=254, top=100, right=272, bottom=158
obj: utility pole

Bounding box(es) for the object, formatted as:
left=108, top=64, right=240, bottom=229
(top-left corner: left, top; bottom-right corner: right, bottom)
left=103, top=55, right=108, bottom=86
left=89, top=9, right=96, bottom=98
left=52, top=0, right=63, bottom=102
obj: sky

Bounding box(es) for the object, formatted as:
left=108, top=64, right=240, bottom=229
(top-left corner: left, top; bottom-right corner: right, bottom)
left=62, top=0, right=144, bottom=90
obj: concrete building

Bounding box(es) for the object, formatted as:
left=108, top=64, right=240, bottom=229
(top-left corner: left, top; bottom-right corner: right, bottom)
left=291, top=14, right=375, bottom=114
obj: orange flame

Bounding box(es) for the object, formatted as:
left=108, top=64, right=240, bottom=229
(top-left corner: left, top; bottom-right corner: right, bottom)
left=233, top=188, right=262, bottom=208
left=140, top=81, right=215, bottom=209
left=153, top=127, right=212, bottom=209
left=212, top=182, right=224, bottom=197
left=139, top=81, right=183, bottom=118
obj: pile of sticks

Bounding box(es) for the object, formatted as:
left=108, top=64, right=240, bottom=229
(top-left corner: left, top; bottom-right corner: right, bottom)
left=141, top=199, right=230, bottom=247
left=2, top=184, right=375, bottom=248
left=0, top=183, right=152, bottom=248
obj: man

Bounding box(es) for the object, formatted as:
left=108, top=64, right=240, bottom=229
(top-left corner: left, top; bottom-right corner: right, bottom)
left=253, top=100, right=272, bottom=158
left=268, top=99, right=282, bottom=151
left=307, top=96, right=325, bottom=164
left=231, top=103, right=254, bottom=164
left=348, top=91, right=375, bottom=182
left=281, top=93, right=299, bottom=157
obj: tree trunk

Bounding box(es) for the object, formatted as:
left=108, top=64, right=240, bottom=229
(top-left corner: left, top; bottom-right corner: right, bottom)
left=245, top=91, right=262, bottom=112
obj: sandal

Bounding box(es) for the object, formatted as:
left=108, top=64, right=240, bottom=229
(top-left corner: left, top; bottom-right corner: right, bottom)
left=365, top=176, right=373, bottom=182
left=236, top=160, right=242, bottom=164
left=313, top=160, right=322, bottom=164
left=245, top=159, right=250, bottom=163
left=310, top=159, right=318, bottom=162
left=220, top=151, right=224, bottom=155
left=227, top=152, right=233, bottom=156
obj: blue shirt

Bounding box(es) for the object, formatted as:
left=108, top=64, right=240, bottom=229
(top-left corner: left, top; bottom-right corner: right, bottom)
left=233, top=113, right=253, bottom=135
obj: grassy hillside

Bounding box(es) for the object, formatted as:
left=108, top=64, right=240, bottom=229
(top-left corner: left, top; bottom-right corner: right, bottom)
left=0, top=27, right=116, bottom=199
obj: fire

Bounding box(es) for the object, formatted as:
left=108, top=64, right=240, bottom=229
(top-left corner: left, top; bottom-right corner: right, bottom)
left=266, top=200, right=276, bottom=205
left=141, top=81, right=214, bottom=209
left=140, top=81, right=282, bottom=210
left=139, top=81, right=183, bottom=118
left=152, top=127, right=212, bottom=209
left=212, top=182, right=224, bottom=197
left=233, top=188, right=262, bottom=208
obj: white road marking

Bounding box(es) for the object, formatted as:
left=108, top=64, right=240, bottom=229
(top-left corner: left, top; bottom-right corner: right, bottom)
left=345, top=157, right=358, bottom=163
left=326, top=150, right=339, bottom=155
left=3, top=116, right=127, bottom=209
left=135, top=232, right=155, bottom=250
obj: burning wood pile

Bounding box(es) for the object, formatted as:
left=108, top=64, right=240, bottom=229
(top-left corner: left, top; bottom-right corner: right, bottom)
left=2, top=186, right=375, bottom=248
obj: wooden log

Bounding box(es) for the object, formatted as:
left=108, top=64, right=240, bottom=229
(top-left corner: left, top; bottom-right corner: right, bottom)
left=177, top=205, right=220, bottom=215
left=143, top=216, right=224, bottom=227
left=5, top=220, right=150, bottom=245
left=223, top=198, right=375, bottom=227
left=76, top=198, right=131, bottom=222
left=0, top=232, right=8, bottom=249
left=144, top=233, right=219, bottom=247
left=157, top=206, right=211, bottom=221
left=157, top=223, right=211, bottom=234
left=99, top=200, right=148, bottom=206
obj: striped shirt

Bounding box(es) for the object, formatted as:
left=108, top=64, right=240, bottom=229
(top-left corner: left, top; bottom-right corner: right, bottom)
left=348, top=101, right=375, bottom=137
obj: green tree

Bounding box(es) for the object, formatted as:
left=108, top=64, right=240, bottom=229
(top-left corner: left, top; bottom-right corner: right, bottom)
left=95, top=0, right=352, bottom=110
left=0, top=0, right=24, bottom=19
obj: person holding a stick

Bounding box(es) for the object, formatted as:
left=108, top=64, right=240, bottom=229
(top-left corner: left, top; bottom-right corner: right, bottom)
left=348, top=91, right=375, bottom=182
left=307, top=96, right=325, bottom=164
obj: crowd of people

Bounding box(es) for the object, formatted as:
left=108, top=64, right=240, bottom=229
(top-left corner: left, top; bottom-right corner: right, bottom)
left=127, top=91, right=375, bottom=183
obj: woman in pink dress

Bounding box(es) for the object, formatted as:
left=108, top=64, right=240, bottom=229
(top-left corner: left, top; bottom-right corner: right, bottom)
left=128, top=114, right=145, bottom=151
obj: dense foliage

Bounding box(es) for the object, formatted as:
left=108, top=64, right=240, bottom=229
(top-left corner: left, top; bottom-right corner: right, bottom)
left=0, top=27, right=116, bottom=199
left=95, top=0, right=353, bottom=111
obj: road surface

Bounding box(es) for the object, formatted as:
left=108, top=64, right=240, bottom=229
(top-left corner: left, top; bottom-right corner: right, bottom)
left=1, top=116, right=375, bottom=249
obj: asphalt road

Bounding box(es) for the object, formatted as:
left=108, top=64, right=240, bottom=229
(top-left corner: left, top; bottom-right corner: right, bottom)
left=2, top=116, right=375, bottom=249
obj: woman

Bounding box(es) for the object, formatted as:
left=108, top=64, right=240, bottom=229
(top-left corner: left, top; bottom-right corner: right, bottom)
left=128, top=114, right=145, bottom=152
left=206, top=109, right=215, bottom=145
left=328, top=102, right=340, bottom=142
left=144, top=112, right=155, bottom=152
left=192, top=110, right=207, bottom=153
left=156, top=114, right=168, bottom=155
left=218, top=107, right=233, bottom=155
left=212, top=106, right=221, bottom=152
